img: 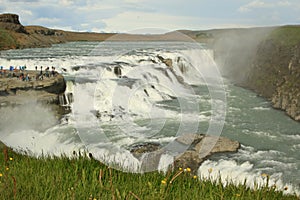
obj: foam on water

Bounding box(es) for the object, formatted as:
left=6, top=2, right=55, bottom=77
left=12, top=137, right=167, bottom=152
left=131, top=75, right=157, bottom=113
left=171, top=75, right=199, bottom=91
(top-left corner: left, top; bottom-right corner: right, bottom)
left=1, top=126, right=84, bottom=157
left=199, top=144, right=300, bottom=195
left=198, top=159, right=299, bottom=196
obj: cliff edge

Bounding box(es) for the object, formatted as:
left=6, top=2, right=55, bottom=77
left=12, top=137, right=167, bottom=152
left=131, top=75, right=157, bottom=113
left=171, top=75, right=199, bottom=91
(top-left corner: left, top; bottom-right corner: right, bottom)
left=0, top=70, right=66, bottom=108
left=246, top=27, right=300, bottom=121
left=212, top=26, right=300, bottom=121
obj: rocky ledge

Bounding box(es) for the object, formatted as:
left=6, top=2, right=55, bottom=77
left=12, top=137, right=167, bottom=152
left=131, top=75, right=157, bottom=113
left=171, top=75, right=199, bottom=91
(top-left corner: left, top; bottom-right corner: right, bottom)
left=130, top=133, right=240, bottom=173
left=0, top=70, right=66, bottom=114
left=0, top=13, right=27, bottom=34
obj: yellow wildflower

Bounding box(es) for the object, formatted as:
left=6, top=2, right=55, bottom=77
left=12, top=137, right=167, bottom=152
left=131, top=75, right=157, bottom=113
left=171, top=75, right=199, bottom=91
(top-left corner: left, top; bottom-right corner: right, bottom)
left=193, top=175, right=197, bottom=179
left=5, top=167, right=9, bottom=171
left=161, top=180, right=167, bottom=185
left=0, top=173, right=2, bottom=177
left=185, top=167, right=191, bottom=172
left=9, top=157, right=13, bottom=161
left=179, top=167, right=183, bottom=171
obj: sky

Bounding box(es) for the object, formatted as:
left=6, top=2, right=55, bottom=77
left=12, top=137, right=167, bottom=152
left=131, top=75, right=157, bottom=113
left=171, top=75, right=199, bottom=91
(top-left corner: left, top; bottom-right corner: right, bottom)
left=0, top=0, right=299, bottom=33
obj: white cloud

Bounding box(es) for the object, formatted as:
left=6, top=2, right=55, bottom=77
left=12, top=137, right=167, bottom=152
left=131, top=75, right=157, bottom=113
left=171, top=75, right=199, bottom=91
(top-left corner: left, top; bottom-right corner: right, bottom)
left=122, top=0, right=144, bottom=3
left=50, top=25, right=75, bottom=31
left=21, top=10, right=33, bottom=16
left=238, top=0, right=293, bottom=13
left=1, top=0, right=299, bottom=32
left=238, top=0, right=270, bottom=13
left=102, top=11, right=256, bottom=33
left=58, top=0, right=74, bottom=6
left=102, top=11, right=193, bottom=32
left=36, top=17, right=60, bottom=24
left=278, top=0, right=291, bottom=6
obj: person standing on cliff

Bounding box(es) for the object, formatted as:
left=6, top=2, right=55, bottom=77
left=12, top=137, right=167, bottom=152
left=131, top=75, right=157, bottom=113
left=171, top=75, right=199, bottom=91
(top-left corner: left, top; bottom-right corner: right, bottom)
left=51, top=66, right=56, bottom=77
left=39, top=66, right=43, bottom=80
left=25, top=74, right=30, bottom=81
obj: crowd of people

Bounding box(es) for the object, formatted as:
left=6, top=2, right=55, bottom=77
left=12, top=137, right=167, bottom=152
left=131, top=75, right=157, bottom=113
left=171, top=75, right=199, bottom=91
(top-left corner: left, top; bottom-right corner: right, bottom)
left=0, top=65, right=58, bottom=81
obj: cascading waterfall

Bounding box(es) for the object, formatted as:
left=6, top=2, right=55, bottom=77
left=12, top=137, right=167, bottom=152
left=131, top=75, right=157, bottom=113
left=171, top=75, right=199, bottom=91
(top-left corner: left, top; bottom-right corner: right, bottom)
left=67, top=46, right=220, bottom=172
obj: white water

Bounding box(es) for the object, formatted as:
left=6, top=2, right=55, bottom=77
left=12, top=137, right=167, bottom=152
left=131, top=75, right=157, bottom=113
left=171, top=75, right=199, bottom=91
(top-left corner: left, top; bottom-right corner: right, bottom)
left=0, top=41, right=299, bottom=196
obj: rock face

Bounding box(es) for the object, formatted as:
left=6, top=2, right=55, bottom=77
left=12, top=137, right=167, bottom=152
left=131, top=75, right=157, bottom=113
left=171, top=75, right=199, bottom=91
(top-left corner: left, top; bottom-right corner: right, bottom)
left=213, top=26, right=300, bottom=122
left=248, top=38, right=300, bottom=121
left=0, top=13, right=27, bottom=33
left=130, top=134, right=240, bottom=173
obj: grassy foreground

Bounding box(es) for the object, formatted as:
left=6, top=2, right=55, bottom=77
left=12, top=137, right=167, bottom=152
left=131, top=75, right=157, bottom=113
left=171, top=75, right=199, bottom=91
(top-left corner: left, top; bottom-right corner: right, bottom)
left=0, top=145, right=298, bottom=200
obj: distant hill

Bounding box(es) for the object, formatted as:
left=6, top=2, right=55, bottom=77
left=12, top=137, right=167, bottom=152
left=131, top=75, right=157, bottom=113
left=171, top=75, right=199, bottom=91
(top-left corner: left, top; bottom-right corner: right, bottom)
left=0, top=13, right=215, bottom=50
left=0, top=13, right=115, bottom=50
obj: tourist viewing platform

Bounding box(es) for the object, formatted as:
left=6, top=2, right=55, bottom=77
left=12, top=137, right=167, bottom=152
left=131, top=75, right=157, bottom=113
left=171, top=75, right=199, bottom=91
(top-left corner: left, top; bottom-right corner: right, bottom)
left=0, top=66, right=66, bottom=106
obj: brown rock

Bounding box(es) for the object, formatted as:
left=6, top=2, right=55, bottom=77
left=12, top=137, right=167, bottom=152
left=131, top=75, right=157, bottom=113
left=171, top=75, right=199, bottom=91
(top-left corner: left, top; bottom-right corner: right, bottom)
left=0, top=13, right=27, bottom=33
left=174, top=134, right=240, bottom=173
left=129, top=133, right=240, bottom=173
left=157, top=55, right=173, bottom=68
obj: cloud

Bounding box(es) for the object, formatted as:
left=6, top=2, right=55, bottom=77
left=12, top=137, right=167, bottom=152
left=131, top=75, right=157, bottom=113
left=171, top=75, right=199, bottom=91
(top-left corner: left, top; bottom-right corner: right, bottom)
left=9, top=0, right=39, bottom=2
left=278, top=0, right=291, bottom=6
left=50, top=25, right=75, bottom=31
left=58, top=0, right=74, bottom=6
left=102, top=11, right=256, bottom=33
left=36, top=17, right=60, bottom=24
left=21, top=10, right=33, bottom=16
left=238, top=0, right=293, bottom=13
left=0, top=0, right=299, bottom=32
left=238, top=0, right=271, bottom=12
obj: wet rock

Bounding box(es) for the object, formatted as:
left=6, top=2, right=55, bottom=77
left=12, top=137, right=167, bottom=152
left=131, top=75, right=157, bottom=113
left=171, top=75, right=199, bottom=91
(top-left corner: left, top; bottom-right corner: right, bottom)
left=130, top=142, right=162, bottom=158
left=174, top=134, right=240, bottom=173
left=157, top=55, right=173, bottom=68
left=129, top=134, right=240, bottom=173
left=114, top=66, right=122, bottom=77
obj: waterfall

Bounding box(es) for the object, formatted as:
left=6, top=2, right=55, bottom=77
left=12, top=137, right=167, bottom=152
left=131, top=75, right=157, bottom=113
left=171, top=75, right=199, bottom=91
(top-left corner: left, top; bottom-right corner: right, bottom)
left=59, top=80, right=74, bottom=106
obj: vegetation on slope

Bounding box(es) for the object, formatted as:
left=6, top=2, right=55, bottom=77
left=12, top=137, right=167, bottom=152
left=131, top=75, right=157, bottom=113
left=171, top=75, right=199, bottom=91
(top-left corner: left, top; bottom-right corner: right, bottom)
left=269, top=25, right=300, bottom=47
left=0, top=28, right=17, bottom=50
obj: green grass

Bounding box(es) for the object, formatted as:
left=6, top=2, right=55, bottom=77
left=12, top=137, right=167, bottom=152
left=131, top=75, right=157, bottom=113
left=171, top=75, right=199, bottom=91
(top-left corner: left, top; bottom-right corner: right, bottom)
left=0, top=145, right=298, bottom=200
left=269, top=26, right=300, bottom=47
left=0, top=28, right=17, bottom=50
